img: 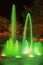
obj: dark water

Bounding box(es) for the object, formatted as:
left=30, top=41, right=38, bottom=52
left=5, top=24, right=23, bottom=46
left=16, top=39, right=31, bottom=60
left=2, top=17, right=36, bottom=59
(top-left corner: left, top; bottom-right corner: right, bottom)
left=0, top=56, right=43, bottom=65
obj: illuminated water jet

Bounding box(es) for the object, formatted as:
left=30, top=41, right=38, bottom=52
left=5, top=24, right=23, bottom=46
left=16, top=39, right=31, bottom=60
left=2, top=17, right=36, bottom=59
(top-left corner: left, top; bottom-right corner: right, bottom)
left=11, top=4, right=16, bottom=40
left=2, top=4, right=42, bottom=58
left=22, top=13, right=33, bottom=47
left=2, top=4, right=16, bottom=56
left=34, top=42, right=42, bottom=55
left=22, top=13, right=33, bottom=57
left=22, top=40, right=29, bottom=54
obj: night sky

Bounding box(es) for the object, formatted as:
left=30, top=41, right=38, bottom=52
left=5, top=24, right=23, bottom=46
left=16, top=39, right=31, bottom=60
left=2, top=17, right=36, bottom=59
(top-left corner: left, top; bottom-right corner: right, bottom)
left=0, top=0, right=16, bottom=19
left=0, top=0, right=34, bottom=19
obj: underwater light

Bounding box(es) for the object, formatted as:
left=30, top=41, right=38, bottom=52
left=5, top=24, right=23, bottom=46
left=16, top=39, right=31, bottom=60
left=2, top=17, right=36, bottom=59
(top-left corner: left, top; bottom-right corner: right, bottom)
left=1, top=53, right=6, bottom=57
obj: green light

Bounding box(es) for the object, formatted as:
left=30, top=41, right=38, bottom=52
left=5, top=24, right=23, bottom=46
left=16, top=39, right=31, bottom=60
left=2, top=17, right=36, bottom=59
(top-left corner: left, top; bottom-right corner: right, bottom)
left=22, top=40, right=29, bottom=54
left=11, top=4, right=16, bottom=40
left=34, top=42, right=42, bottom=55
left=2, top=4, right=17, bottom=57
left=2, top=4, right=42, bottom=58
left=13, top=40, right=20, bottom=57
left=2, top=38, right=14, bottom=56
left=22, top=13, right=33, bottom=54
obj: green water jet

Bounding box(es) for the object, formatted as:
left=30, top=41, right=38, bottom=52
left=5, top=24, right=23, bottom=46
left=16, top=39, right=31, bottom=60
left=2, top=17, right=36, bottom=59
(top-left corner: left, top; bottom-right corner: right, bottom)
left=11, top=4, right=16, bottom=40
left=2, top=4, right=16, bottom=56
left=34, top=42, right=42, bottom=55
left=2, top=4, right=42, bottom=58
left=22, top=13, right=33, bottom=55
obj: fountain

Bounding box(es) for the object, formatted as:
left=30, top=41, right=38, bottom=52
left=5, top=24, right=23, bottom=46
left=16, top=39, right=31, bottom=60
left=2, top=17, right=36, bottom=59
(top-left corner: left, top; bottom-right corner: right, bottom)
left=2, top=4, right=17, bottom=57
left=2, top=4, right=42, bottom=58
left=22, top=13, right=33, bottom=57
left=22, top=13, right=42, bottom=57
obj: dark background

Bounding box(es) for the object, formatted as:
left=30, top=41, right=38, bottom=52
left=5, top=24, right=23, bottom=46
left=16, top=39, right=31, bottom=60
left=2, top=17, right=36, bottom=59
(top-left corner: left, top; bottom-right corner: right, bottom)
left=0, top=0, right=34, bottom=20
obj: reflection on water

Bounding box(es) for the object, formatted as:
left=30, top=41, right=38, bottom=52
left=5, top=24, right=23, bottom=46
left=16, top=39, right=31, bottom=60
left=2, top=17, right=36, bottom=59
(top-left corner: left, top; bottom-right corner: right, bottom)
left=0, top=56, right=42, bottom=65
